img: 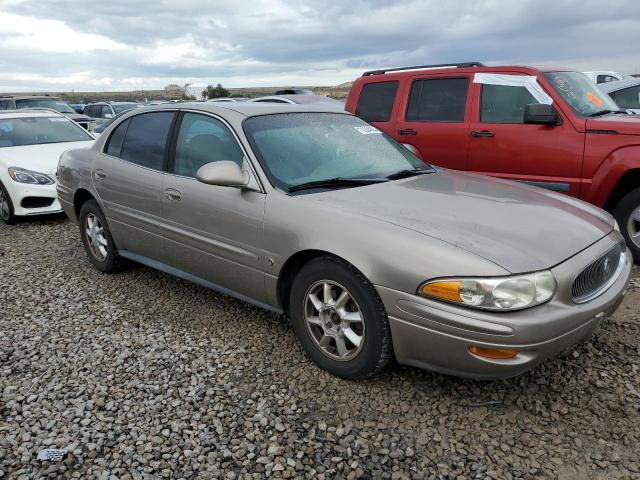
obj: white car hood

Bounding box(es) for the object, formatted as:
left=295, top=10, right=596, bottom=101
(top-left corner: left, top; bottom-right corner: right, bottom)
left=0, top=141, right=94, bottom=176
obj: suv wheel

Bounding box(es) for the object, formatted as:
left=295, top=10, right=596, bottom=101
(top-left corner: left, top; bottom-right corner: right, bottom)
left=289, top=256, right=392, bottom=379
left=79, top=200, right=123, bottom=272
left=614, top=187, right=640, bottom=262
left=0, top=182, right=17, bottom=225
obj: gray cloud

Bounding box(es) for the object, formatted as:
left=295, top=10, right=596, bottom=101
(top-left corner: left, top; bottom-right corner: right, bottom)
left=1, top=0, right=639, bottom=91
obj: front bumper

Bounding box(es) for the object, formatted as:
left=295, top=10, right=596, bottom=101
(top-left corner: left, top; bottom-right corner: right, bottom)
left=377, top=232, right=632, bottom=379
left=4, top=179, right=62, bottom=217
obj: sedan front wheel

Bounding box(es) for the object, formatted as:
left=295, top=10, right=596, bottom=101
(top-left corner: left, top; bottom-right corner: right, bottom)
left=290, top=256, right=392, bottom=379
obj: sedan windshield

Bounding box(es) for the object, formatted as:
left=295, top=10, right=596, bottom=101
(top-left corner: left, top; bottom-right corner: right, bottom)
left=15, top=98, right=76, bottom=114
left=0, top=116, right=92, bottom=147
left=543, top=72, right=619, bottom=116
left=243, top=113, right=429, bottom=191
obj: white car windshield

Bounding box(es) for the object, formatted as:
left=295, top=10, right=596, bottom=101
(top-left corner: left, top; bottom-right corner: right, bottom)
left=244, top=113, right=429, bottom=191
left=0, top=116, right=92, bottom=147
left=15, top=98, right=77, bottom=114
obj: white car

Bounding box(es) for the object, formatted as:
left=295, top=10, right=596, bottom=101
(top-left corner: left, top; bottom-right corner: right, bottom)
left=583, top=71, right=629, bottom=84
left=0, top=110, right=94, bottom=224
left=599, top=78, right=640, bottom=114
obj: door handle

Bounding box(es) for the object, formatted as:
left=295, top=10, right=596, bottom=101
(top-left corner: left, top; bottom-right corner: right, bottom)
left=94, top=169, right=107, bottom=180
left=470, top=130, right=495, bottom=138
left=164, top=189, right=181, bottom=201
left=398, top=129, right=417, bottom=135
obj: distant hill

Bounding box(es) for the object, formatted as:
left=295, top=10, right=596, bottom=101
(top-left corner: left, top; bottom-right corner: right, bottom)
left=4, top=81, right=354, bottom=103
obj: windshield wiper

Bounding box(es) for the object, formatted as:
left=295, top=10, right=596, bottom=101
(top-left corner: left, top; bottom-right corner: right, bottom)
left=287, top=177, right=388, bottom=193
left=588, top=109, right=628, bottom=117
left=386, top=168, right=435, bottom=180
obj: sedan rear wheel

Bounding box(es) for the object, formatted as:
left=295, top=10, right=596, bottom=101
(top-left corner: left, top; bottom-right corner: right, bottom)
left=290, top=256, right=392, bottom=379
left=0, top=182, right=17, bottom=224
left=79, top=199, right=123, bottom=272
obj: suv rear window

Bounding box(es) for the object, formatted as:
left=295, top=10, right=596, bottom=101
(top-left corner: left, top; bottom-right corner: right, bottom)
left=406, top=78, right=468, bottom=122
left=355, top=81, right=398, bottom=122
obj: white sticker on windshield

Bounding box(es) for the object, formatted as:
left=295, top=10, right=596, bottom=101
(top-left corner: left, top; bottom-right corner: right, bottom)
left=354, top=125, right=382, bottom=135
left=48, top=118, right=67, bottom=122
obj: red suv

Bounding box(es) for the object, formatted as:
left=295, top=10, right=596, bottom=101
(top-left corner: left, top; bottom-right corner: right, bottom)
left=345, top=62, right=640, bottom=261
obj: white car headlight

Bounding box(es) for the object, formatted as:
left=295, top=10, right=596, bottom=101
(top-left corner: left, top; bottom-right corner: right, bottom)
left=419, top=270, right=556, bottom=311
left=614, top=220, right=621, bottom=233
left=8, top=167, right=55, bottom=185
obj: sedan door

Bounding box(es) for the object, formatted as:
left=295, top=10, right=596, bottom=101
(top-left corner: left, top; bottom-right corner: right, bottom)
left=160, top=111, right=267, bottom=303
left=93, top=110, right=176, bottom=260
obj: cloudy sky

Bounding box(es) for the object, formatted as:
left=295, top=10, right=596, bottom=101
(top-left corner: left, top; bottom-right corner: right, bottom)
left=1, top=0, right=639, bottom=92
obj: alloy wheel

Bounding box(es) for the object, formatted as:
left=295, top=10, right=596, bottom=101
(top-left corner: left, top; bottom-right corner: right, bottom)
left=303, top=280, right=365, bottom=361
left=85, top=213, right=108, bottom=261
left=627, top=205, right=640, bottom=250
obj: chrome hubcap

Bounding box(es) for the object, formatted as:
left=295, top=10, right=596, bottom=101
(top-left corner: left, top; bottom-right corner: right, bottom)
left=85, top=213, right=108, bottom=261
left=304, top=280, right=365, bottom=361
left=0, top=188, right=9, bottom=220
left=627, top=205, right=640, bottom=249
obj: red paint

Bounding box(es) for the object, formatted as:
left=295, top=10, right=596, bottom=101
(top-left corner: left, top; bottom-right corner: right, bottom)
left=345, top=65, right=640, bottom=211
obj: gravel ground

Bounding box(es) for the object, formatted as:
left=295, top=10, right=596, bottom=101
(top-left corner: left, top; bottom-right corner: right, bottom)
left=1, top=216, right=639, bottom=480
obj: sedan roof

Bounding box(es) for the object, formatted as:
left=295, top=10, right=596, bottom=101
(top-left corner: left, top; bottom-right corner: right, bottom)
left=145, top=101, right=349, bottom=118
left=599, top=78, right=640, bottom=93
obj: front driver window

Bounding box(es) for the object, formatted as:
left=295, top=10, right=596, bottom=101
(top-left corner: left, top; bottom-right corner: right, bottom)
left=172, top=113, right=244, bottom=178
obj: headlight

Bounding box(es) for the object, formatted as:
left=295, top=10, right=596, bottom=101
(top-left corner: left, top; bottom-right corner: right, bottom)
left=8, top=167, right=55, bottom=185
left=418, top=271, right=556, bottom=311
left=614, top=220, right=620, bottom=233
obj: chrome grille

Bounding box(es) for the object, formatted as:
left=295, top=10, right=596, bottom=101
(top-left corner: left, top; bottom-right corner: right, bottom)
left=572, top=243, right=624, bottom=303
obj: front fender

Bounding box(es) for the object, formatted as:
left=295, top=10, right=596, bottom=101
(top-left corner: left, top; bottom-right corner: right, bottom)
left=584, top=144, right=640, bottom=208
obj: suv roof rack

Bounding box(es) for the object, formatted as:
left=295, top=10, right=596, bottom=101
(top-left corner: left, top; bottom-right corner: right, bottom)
left=362, top=62, right=485, bottom=76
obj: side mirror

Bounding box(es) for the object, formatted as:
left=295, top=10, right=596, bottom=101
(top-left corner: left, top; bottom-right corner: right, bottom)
left=104, top=113, right=113, bottom=119
left=524, top=104, right=558, bottom=125
left=196, top=161, right=249, bottom=188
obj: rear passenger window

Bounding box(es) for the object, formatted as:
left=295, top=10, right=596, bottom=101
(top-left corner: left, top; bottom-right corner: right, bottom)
left=119, top=112, right=175, bottom=170
left=480, top=84, right=540, bottom=123
left=406, top=78, right=468, bottom=122
left=355, top=81, right=398, bottom=122
left=105, top=118, right=129, bottom=157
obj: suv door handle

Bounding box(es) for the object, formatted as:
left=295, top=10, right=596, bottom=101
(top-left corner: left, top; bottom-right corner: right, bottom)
left=398, top=129, right=417, bottom=135
left=94, top=169, right=107, bottom=180
left=470, top=130, right=495, bottom=138
left=164, top=189, right=181, bottom=201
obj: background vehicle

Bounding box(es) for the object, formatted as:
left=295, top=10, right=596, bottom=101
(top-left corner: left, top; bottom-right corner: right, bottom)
left=207, top=97, right=249, bottom=103
left=57, top=103, right=629, bottom=380
left=70, top=103, right=86, bottom=114
left=250, top=94, right=344, bottom=108
left=345, top=62, right=640, bottom=261
left=599, top=78, right=640, bottom=114
left=0, top=109, right=93, bottom=224
left=0, top=95, right=94, bottom=130
left=274, top=88, right=313, bottom=95
left=583, top=71, right=629, bottom=84
left=83, top=101, right=141, bottom=125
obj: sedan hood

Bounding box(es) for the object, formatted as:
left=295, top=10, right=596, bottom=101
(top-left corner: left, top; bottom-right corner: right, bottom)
left=303, top=170, right=613, bottom=273
left=0, top=141, right=94, bottom=176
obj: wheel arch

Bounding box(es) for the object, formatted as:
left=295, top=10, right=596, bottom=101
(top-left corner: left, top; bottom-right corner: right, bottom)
left=604, top=168, right=640, bottom=212
left=73, top=188, right=97, bottom=220
left=277, top=249, right=354, bottom=316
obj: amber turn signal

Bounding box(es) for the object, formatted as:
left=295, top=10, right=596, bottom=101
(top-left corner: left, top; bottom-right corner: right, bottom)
left=469, top=345, right=518, bottom=360
left=420, top=281, right=462, bottom=303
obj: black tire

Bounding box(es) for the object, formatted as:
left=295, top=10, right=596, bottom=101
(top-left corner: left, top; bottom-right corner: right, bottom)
left=289, top=256, right=393, bottom=379
left=613, top=187, right=640, bottom=263
left=78, top=199, right=123, bottom=273
left=0, top=182, right=17, bottom=225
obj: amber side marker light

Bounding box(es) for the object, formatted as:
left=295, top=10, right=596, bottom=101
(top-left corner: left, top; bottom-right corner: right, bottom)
left=469, top=345, right=518, bottom=360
